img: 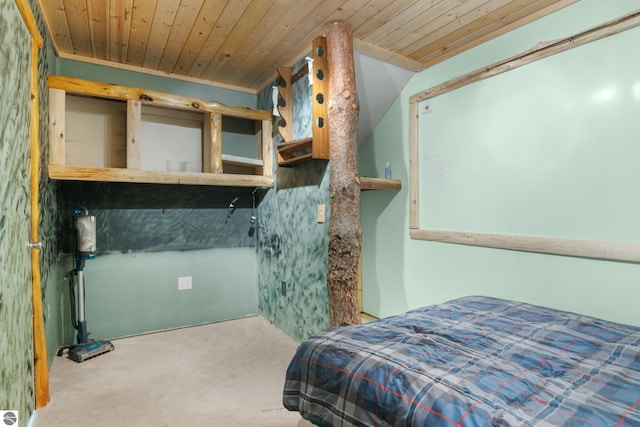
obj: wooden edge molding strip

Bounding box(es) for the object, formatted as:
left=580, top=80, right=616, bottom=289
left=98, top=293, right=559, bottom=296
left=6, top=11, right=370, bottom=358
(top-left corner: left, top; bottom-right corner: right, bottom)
left=410, top=10, right=640, bottom=104
left=410, top=229, right=640, bottom=263
left=48, top=164, right=273, bottom=187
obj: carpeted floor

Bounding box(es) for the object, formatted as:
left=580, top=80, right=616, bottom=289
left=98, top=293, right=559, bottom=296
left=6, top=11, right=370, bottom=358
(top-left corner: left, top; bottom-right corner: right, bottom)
left=33, top=316, right=314, bottom=427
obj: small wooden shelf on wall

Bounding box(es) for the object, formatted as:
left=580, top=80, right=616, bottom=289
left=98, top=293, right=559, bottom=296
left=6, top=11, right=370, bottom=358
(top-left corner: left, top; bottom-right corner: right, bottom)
left=48, top=75, right=273, bottom=187
left=359, top=177, right=402, bottom=191
left=276, top=36, right=329, bottom=167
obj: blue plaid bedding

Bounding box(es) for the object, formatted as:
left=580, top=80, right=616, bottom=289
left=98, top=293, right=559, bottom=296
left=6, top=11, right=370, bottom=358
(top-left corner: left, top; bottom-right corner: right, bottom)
left=283, top=296, right=640, bottom=426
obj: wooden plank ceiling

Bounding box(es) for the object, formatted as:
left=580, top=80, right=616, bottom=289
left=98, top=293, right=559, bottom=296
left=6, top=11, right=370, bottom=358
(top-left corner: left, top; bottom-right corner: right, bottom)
left=37, top=0, right=576, bottom=93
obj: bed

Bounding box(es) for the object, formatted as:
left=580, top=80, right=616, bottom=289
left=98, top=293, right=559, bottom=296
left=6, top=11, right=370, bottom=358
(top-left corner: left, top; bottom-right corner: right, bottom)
left=283, top=296, right=640, bottom=426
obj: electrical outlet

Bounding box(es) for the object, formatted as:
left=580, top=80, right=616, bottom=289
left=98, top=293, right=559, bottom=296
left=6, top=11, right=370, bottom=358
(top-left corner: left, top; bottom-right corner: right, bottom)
left=281, top=281, right=286, bottom=296
left=178, top=276, right=192, bottom=290
left=47, top=304, right=51, bottom=320
left=317, top=204, right=326, bottom=223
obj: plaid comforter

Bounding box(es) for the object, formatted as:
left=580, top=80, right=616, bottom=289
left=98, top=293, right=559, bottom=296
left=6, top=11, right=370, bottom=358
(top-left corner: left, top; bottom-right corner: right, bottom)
left=283, top=296, right=640, bottom=426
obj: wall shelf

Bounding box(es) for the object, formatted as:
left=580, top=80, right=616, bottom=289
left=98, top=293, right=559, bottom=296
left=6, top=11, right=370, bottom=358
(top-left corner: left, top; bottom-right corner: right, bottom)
left=48, top=164, right=273, bottom=187
left=360, top=177, right=402, bottom=191
left=276, top=36, right=329, bottom=167
left=48, top=75, right=273, bottom=187
left=276, top=137, right=314, bottom=166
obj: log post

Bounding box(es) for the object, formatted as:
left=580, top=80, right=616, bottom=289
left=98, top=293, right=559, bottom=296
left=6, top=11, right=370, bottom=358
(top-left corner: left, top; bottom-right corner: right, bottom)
left=326, top=21, right=361, bottom=327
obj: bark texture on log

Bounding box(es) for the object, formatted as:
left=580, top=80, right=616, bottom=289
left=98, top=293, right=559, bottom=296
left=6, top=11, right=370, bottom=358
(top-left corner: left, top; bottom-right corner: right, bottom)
left=326, top=21, right=361, bottom=327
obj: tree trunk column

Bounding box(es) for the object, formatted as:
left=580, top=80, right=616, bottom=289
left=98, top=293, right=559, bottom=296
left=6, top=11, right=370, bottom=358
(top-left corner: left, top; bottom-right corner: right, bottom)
left=326, top=21, right=361, bottom=327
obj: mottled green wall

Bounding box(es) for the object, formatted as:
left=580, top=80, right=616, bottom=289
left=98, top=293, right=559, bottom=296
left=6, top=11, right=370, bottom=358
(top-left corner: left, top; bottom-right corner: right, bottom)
left=1, top=1, right=57, bottom=424
left=359, top=0, right=640, bottom=326
left=256, top=59, right=330, bottom=342
left=0, top=3, right=35, bottom=421
left=256, top=169, right=331, bottom=342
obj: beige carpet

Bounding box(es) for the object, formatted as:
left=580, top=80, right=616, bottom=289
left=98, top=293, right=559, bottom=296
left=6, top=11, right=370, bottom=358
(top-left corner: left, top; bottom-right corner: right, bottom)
left=34, top=316, right=314, bottom=427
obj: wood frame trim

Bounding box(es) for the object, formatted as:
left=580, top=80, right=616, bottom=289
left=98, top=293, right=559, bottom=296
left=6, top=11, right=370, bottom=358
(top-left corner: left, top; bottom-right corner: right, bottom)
left=408, top=10, right=640, bottom=263
left=410, top=11, right=640, bottom=104
left=126, top=100, right=142, bottom=168
left=15, top=0, right=43, bottom=47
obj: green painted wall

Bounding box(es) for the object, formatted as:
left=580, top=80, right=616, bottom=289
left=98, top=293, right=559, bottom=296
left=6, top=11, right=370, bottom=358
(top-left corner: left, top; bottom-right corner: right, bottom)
left=55, top=248, right=258, bottom=339
left=55, top=58, right=255, bottom=108
left=48, top=59, right=262, bottom=343
left=359, top=0, right=640, bottom=326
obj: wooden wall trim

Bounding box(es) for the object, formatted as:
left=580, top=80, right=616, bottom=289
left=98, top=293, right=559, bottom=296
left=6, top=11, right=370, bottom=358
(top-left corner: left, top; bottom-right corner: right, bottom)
left=14, top=0, right=42, bottom=46
left=410, top=230, right=640, bottom=263
left=408, top=100, right=419, bottom=230
left=408, top=10, right=640, bottom=263
left=410, top=10, right=640, bottom=104
left=15, top=0, right=50, bottom=408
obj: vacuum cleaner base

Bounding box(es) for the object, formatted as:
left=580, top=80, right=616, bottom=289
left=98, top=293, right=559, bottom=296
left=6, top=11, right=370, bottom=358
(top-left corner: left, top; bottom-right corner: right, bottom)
left=69, top=340, right=115, bottom=363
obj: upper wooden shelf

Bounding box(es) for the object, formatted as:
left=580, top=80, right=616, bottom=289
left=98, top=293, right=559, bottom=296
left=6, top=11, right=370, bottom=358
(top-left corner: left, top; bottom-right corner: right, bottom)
left=48, top=75, right=273, bottom=187
left=360, top=177, right=402, bottom=191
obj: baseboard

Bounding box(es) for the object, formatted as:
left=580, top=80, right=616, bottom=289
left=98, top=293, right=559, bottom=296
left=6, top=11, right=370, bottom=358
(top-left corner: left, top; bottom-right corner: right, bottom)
left=360, top=312, right=379, bottom=323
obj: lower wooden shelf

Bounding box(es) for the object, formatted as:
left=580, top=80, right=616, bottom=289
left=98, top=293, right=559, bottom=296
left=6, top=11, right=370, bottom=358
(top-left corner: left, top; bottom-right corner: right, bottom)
left=48, top=164, right=273, bottom=187
left=360, top=177, right=402, bottom=191
left=277, top=137, right=315, bottom=166
left=49, top=166, right=399, bottom=190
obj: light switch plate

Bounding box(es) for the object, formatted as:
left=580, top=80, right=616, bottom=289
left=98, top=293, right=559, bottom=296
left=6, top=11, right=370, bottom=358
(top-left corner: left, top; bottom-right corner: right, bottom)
left=178, top=276, right=192, bottom=290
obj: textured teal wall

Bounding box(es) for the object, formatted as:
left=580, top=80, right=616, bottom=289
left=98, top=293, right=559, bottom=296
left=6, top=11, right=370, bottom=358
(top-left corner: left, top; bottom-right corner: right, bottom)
left=0, top=3, right=35, bottom=421
left=256, top=171, right=330, bottom=342
left=1, top=0, right=57, bottom=423
left=256, top=58, right=330, bottom=342
left=359, top=0, right=640, bottom=326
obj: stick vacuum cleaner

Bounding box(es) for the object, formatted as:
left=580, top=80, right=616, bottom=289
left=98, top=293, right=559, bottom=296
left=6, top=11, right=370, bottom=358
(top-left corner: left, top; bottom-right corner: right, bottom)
left=66, top=207, right=114, bottom=363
